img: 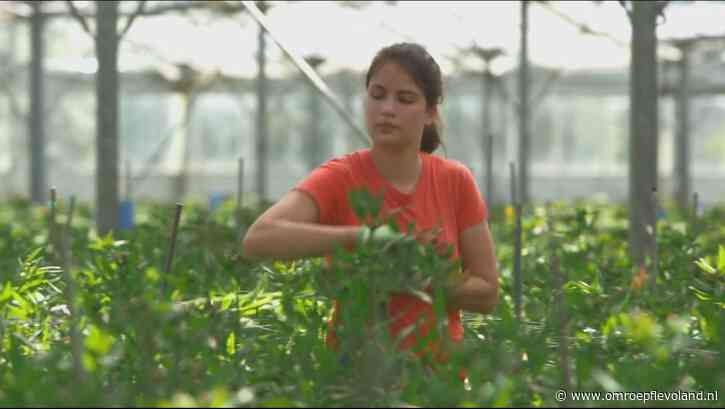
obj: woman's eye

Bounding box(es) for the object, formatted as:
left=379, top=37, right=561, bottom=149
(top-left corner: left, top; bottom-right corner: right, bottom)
left=398, top=93, right=417, bottom=104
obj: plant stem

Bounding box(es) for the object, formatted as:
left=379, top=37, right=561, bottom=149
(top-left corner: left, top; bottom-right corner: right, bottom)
left=510, top=162, right=523, bottom=321
left=61, top=194, right=85, bottom=385
left=163, top=203, right=184, bottom=296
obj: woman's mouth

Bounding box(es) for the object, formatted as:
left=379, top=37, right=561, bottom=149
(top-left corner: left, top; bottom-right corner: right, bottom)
left=378, top=124, right=398, bottom=133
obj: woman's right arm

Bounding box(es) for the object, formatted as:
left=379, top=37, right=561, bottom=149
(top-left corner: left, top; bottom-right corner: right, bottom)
left=241, top=190, right=360, bottom=261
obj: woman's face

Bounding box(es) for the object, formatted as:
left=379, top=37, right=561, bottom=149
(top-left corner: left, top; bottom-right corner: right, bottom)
left=365, top=62, right=437, bottom=151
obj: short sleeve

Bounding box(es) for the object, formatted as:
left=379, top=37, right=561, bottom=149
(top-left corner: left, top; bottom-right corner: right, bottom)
left=455, top=163, right=488, bottom=234
left=293, top=158, right=350, bottom=225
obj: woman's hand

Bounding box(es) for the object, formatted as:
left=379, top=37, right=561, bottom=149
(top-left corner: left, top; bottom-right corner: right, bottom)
left=397, top=221, right=459, bottom=298
left=357, top=224, right=406, bottom=247
left=412, top=220, right=452, bottom=259
left=447, top=222, right=499, bottom=314
left=360, top=205, right=409, bottom=228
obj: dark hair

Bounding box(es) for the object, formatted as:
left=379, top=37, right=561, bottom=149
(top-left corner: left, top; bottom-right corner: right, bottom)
left=365, top=42, right=444, bottom=154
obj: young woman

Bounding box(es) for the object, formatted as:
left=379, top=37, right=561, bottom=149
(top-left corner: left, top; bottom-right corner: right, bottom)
left=243, top=42, right=498, bottom=367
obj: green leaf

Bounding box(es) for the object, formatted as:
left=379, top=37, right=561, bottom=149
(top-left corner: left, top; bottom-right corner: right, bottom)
left=145, top=267, right=161, bottom=283
left=82, top=352, right=97, bottom=372
left=694, top=258, right=716, bottom=274
left=18, top=278, right=45, bottom=294
left=491, top=377, right=514, bottom=407
left=688, top=286, right=711, bottom=301
left=209, top=387, right=229, bottom=407
left=226, top=332, right=236, bottom=355
left=602, top=314, right=620, bottom=337
left=259, top=397, right=295, bottom=408
left=718, top=245, right=725, bottom=272
left=7, top=305, right=28, bottom=320
left=0, top=281, right=13, bottom=304
left=220, top=294, right=234, bottom=311
left=88, top=231, right=116, bottom=251
left=695, top=307, right=720, bottom=343
left=84, top=324, right=115, bottom=355
left=11, top=292, right=32, bottom=315
left=238, top=292, right=283, bottom=316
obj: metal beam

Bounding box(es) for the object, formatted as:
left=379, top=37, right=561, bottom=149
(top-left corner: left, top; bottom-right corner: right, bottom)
left=241, top=0, right=369, bottom=147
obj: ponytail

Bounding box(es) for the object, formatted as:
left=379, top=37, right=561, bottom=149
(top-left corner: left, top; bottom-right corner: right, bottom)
left=420, top=118, right=442, bottom=154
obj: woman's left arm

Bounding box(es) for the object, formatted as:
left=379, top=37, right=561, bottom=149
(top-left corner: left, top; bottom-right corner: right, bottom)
left=445, top=221, right=498, bottom=314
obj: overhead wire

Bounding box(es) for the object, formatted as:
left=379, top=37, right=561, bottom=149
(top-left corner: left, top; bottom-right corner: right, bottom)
left=534, top=1, right=629, bottom=49
left=445, top=1, right=680, bottom=108
left=447, top=4, right=566, bottom=111
left=534, top=0, right=681, bottom=55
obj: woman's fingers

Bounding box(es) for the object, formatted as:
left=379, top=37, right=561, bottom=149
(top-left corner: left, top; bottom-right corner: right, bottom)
left=414, top=226, right=451, bottom=258
left=423, top=225, right=451, bottom=257
left=382, top=204, right=413, bottom=219
left=370, top=205, right=411, bottom=226
left=384, top=206, right=405, bottom=217
left=415, top=228, right=436, bottom=243
left=434, top=240, right=451, bottom=258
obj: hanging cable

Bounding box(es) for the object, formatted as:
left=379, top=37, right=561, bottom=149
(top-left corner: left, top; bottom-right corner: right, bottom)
left=534, top=0, right=682, bottom=55
left=535, top=1, right=629, bottom=48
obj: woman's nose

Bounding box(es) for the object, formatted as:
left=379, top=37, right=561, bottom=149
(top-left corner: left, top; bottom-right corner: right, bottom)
left=380, top=96, right=396, bottom=114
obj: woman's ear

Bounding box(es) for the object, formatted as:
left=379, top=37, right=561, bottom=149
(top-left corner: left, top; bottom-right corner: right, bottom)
left=426, top=105, right=439, bottom=127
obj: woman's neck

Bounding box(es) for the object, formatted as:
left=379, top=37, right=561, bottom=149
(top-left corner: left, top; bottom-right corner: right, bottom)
left=369, top=146, right=421, bottom=192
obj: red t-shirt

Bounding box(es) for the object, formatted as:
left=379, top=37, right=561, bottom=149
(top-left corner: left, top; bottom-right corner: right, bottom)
left=294, top=148, right=487, bottom=362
